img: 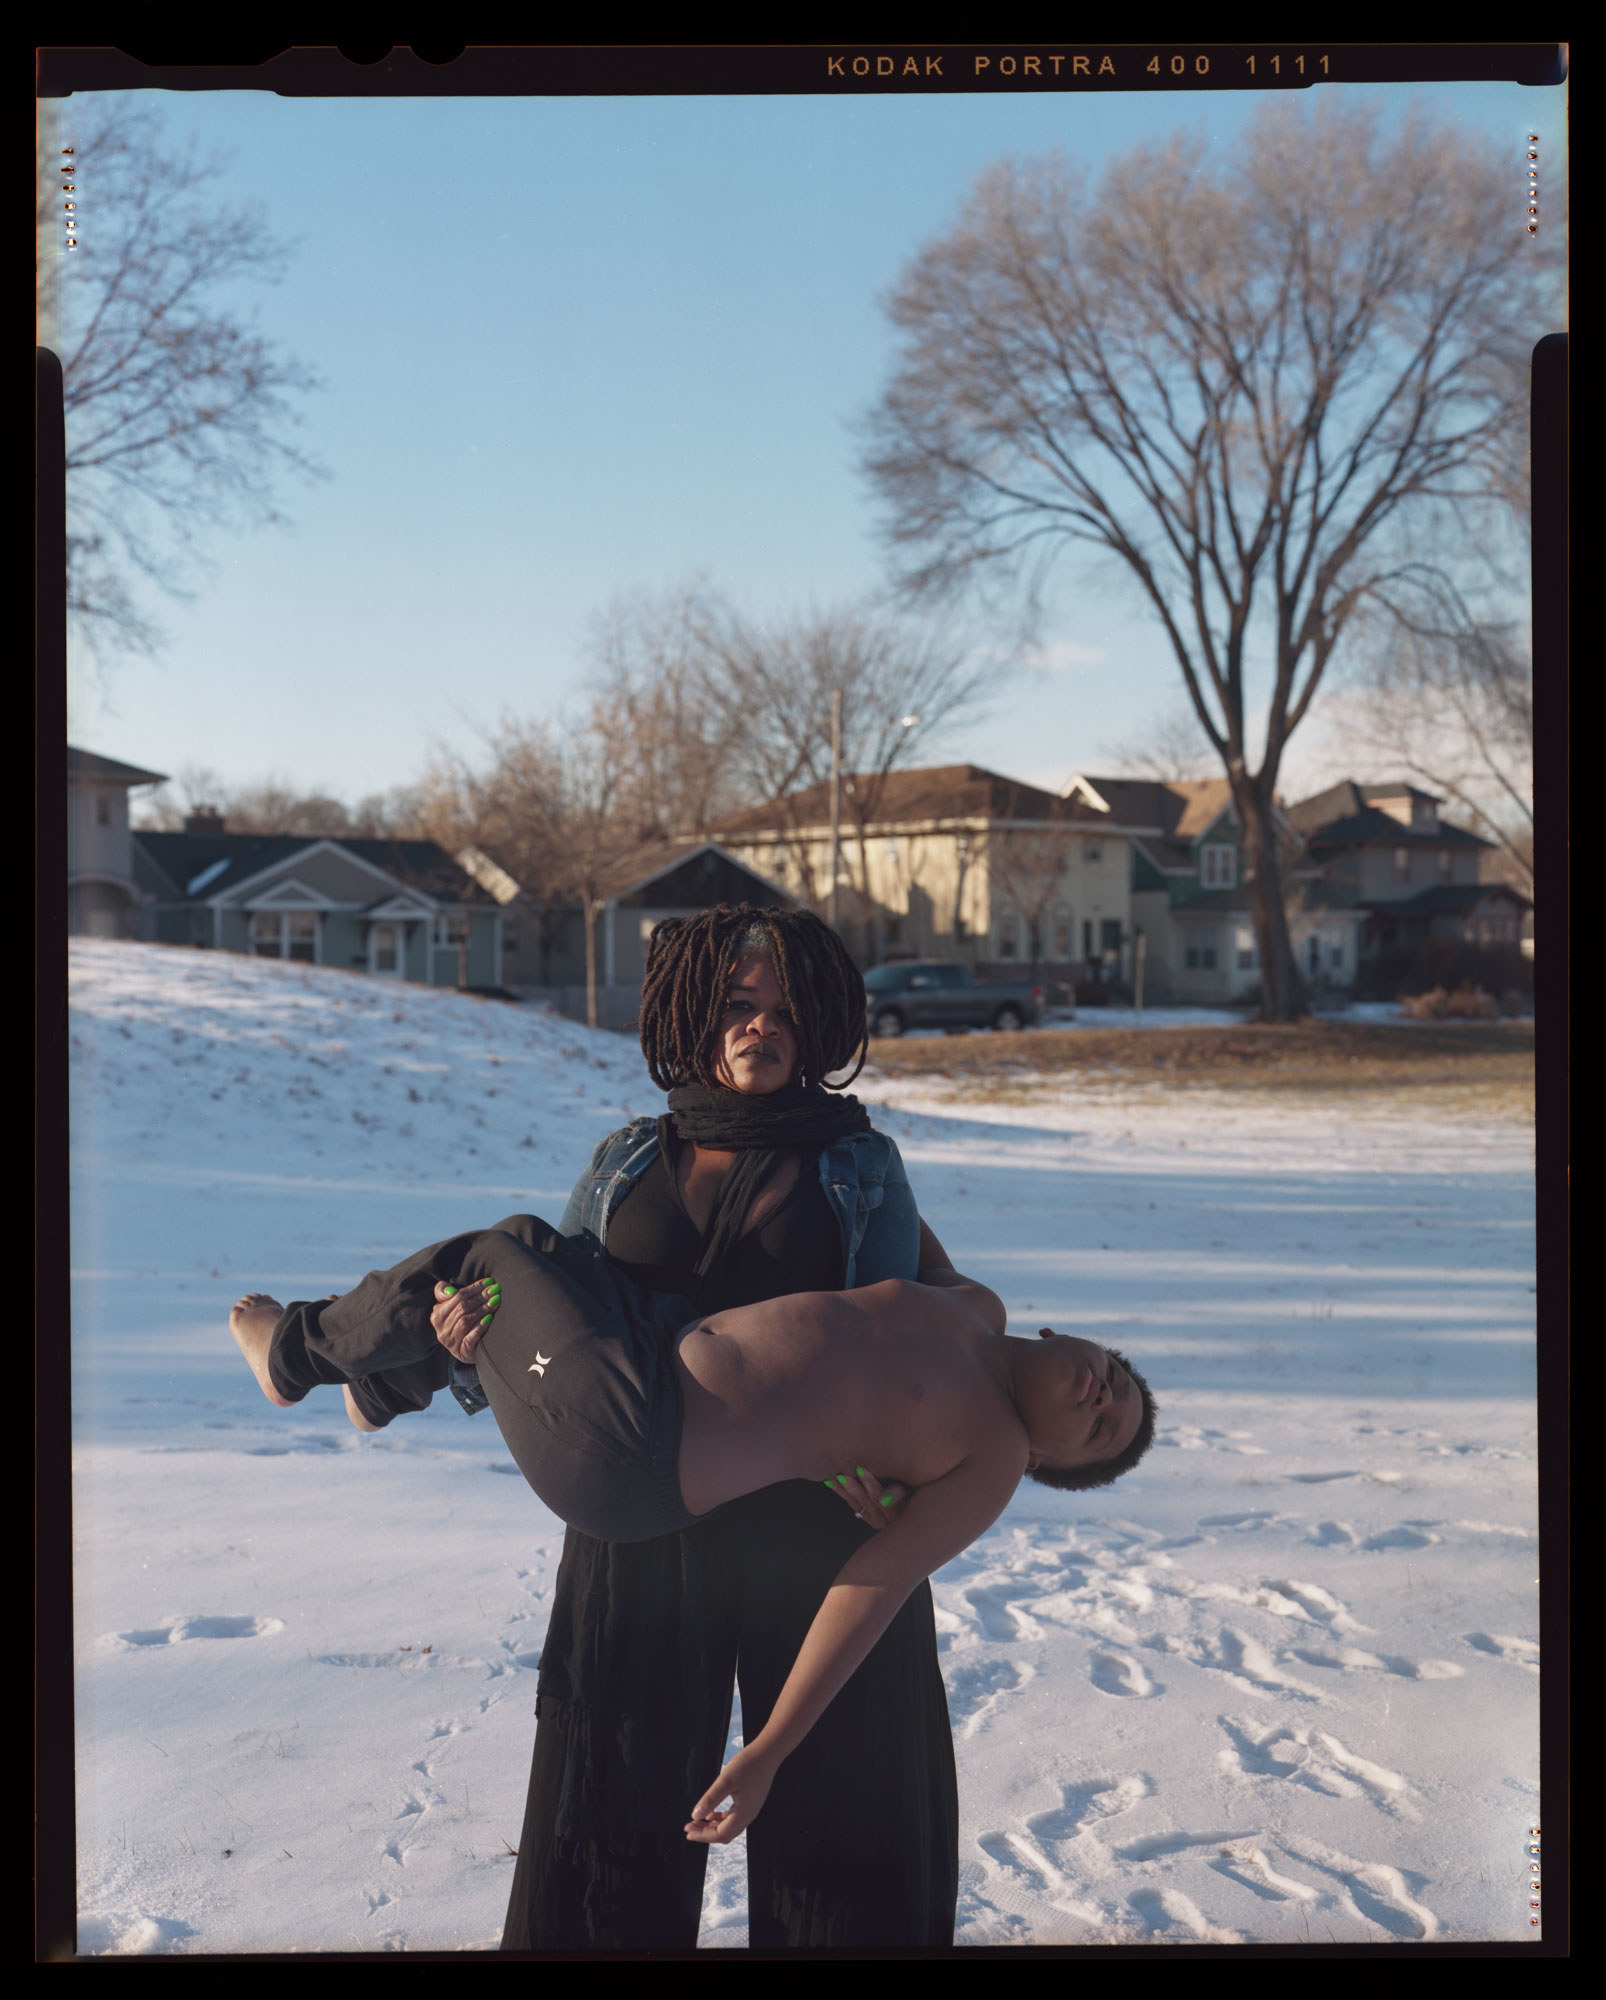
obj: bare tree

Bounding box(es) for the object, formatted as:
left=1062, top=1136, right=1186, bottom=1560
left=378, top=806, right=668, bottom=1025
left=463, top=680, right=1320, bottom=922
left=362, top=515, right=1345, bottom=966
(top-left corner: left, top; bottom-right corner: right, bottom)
left=1339, top=572, right=1534, bottom=894
left=863, top=101, right=1551, bottom=1018
left=135, top=767, right=426, bottom=839
left=987, top=787, right=1085, bottom=981
left=49, top=100, right=323, bottom=664
left=584, top=583, right=750, bottom=840
left=1099, top=703, right=1218, bottom=784
left=701, top=597, right=1001, bottom=942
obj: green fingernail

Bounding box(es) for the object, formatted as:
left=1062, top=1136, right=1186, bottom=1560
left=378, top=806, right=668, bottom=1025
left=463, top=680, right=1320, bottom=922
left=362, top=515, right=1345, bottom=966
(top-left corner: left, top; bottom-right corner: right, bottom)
left=480, top=1314, right=493, bottom=1327
left=880, top=1494, right=895, bottom=1508
left=443, top=1285, right=457, bottom=1296
left=823, top=1480, right=836, bottom=1490
left=855, top=1466, right=868, bottom=1478
left=835, top=1475, right=849, bottom=1486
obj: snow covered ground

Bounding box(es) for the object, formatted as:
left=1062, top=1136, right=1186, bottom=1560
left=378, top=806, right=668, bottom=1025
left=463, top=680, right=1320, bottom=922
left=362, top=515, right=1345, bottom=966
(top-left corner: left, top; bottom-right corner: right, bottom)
left=67, top=942, right=1541, bottom=1953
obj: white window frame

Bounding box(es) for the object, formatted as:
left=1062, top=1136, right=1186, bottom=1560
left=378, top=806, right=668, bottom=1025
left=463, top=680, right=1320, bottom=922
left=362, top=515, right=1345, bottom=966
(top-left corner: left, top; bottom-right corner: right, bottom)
left=1200, top=843, right=1237, bottom=889
left=368, top=922, right=405, bottom=976
left=250, top=910, right=320, bottom=963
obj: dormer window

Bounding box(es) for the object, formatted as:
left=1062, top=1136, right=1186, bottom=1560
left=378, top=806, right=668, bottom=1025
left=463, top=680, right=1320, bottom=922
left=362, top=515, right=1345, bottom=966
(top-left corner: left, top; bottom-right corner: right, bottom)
left=1201, top=843, right=1237, bottom=889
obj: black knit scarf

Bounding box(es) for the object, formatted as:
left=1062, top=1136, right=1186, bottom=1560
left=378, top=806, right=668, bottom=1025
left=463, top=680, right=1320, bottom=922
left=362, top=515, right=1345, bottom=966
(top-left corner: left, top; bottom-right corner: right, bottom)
left=665, top=1082, right=872, bottom=1283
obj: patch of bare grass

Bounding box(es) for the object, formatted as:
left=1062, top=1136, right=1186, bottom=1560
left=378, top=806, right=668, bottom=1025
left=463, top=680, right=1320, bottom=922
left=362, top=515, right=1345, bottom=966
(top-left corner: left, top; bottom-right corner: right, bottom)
left=861, top=1019, right=1534, bottom=1115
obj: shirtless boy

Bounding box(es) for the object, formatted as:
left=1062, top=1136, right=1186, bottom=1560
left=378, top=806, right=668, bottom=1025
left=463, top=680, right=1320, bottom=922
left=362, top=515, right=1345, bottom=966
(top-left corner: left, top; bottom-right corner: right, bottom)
left=229, top=1219, right=1155, bottom=1845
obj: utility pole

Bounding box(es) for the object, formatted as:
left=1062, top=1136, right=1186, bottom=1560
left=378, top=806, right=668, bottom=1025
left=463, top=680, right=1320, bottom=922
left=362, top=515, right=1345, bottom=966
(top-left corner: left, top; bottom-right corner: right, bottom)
left=829, top=686, right=842, bottom=932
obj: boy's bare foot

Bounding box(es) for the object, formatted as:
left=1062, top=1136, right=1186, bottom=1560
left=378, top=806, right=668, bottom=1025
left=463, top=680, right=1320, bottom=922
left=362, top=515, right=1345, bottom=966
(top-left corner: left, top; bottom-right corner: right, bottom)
left=343, top=1385, right=382, bottom=1433
left=230, top=1293, right=295, bottom=1406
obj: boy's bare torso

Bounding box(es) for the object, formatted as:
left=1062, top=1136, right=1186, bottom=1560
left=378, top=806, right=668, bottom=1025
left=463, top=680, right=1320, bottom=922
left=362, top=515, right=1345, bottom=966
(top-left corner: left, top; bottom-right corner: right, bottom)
left=673, top=1278, right=1025, bottom=1519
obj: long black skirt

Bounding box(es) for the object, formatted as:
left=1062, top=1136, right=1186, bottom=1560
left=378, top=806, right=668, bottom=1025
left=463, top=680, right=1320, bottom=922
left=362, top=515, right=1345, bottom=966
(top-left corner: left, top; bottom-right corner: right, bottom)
left=503, top=1482, right=960, bottom=1951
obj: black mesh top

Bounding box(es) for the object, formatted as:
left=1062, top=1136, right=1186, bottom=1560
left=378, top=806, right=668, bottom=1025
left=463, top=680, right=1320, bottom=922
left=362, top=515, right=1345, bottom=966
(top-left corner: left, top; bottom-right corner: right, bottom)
left=604, top=1119, right=843, bottom=1312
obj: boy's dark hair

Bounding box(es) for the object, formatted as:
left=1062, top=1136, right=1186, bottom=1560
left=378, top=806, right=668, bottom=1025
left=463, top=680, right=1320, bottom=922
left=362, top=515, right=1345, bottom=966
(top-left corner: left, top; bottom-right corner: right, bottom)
left=1026, top=1347, right=1157, bottom=1493
left=638, top=904, right=869, bottom=1092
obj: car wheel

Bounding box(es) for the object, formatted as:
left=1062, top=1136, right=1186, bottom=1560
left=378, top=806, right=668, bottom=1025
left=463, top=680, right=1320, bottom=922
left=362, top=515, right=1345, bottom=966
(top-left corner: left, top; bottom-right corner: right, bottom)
left=871, top=1008, right=906, bottom=1039
left=993, top=1006, right=1025, bottom=1033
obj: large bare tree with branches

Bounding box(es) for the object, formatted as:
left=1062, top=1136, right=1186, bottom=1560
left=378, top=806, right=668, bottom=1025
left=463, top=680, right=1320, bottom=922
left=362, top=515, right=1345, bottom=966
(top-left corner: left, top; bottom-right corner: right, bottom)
left=49, top=100, right=323, bottom=663
left=864, top=100, right=1549, bottom=1017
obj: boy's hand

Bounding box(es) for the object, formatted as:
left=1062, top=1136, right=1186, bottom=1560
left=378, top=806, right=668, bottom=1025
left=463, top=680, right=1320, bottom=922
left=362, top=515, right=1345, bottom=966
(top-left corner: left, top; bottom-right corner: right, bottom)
left=431, top=1279, right=500, bottom=1363
left=825, top=1465, right=909, bottom=1530
left=684, top=1747, right=777, bottom=1845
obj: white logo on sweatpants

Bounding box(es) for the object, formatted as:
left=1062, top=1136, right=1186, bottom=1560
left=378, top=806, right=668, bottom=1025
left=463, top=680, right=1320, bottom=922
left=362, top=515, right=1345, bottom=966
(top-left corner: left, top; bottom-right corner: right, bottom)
left=528, top=1352, right=552, bottom=1378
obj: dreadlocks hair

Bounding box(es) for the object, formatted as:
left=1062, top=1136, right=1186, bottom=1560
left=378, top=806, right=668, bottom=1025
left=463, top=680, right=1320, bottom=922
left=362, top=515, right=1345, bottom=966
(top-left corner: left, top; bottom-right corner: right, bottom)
left=1024, top=1348, right=1158, bottom=1494
left=638, top=904, right=870, bottom=1093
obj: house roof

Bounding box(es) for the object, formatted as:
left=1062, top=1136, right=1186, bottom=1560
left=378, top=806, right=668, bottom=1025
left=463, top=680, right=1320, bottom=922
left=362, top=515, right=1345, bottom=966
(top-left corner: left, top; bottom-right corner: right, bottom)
left=590, top=838, right=796, bottom=907
left=1286, top=780, right=1489, bottom=849
left=712, top=764, right=1162, bottom=839
left=68, top=745, right=169, bottom=788
left=134, top=831, right=495, bottom=906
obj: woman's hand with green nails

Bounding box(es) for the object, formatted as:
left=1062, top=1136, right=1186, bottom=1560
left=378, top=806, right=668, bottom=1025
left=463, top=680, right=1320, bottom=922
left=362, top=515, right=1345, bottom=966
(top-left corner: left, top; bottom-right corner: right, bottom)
left=431, top=1278, right=500, bottom=1363
left=823, top=1464, right=910, bottom=1531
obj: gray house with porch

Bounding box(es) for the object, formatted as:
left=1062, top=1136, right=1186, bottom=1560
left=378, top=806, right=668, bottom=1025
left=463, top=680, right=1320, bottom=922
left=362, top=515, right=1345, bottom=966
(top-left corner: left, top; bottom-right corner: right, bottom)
left=132, top=820, right=503, bottom=987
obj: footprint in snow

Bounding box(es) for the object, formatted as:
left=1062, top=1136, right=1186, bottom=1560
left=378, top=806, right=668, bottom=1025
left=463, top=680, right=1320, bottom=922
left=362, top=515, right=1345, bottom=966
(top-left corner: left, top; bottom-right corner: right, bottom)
left=1307, top=1520, right=1359, bottom=1546
left=1465, top=1631, right=1539, bottom=1672
left=944, top=1656, right=1034, bottom=1738
left=111, top=1614, right=284, bottom=1647
left=1276, top=1832, right=1440, bottom=1940
left=1359, top=1524, right=1441, bottom=1550
left=1128, top=1885, right=1239, bottom=1941
left=1090, top=1650, right=1158, bottom=1699
left=1218, top=1717, right=1417, bottom=1819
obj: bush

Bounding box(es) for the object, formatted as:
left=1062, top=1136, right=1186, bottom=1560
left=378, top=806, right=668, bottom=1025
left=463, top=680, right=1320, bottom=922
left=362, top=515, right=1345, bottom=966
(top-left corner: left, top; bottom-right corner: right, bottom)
left=1358, top=939, right=1532, bottom=1004
left=1397, top=982, right=1500, bottom=1020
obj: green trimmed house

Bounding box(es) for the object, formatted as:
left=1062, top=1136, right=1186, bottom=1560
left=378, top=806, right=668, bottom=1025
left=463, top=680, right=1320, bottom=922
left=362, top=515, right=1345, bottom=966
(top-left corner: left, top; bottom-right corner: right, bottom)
left=1125, top=779, right=1364, bottom=1005
left=132, top=817, right=504, bottom=988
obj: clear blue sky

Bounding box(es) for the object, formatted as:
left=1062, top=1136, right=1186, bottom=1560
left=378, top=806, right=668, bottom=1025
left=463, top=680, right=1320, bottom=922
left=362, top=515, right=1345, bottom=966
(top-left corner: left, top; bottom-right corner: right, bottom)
left=60, top=67, right=1565, bottom=808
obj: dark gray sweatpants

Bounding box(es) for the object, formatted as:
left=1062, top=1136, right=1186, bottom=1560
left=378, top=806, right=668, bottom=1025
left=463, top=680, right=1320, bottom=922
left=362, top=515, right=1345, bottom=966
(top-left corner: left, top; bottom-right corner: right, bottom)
left=267, top=1217, right=702, bottom=1542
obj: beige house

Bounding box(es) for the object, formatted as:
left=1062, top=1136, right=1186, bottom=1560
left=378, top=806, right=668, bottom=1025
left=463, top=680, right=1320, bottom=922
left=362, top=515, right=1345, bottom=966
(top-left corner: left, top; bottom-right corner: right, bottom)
left=712, top=765, right=1155, bottom=985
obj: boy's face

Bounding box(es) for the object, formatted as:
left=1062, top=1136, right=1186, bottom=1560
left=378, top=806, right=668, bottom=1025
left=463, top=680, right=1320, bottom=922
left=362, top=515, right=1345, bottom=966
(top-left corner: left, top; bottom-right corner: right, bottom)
left=1022, top=1333, right=1143, bottom=1473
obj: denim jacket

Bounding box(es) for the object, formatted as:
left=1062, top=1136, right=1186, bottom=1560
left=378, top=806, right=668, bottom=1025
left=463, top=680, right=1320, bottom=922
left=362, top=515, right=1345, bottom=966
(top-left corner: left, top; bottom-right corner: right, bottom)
left=448, top=1119, right=922, bottom=1415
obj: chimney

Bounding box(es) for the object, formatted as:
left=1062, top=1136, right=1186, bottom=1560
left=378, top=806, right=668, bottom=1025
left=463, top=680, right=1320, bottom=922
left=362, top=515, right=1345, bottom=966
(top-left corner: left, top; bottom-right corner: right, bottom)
left=185, top=806, right=226, bottom=835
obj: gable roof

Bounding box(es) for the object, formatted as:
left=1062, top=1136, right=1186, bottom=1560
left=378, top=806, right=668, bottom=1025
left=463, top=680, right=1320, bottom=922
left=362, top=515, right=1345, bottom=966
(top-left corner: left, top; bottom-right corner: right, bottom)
left=133, top=831, right=496, bottom=906
left=1286, top=780, right=1490, bottom=849
left=590, top=838, right=796, bottom=907
left=68, top=745, right=169, bottom=788
left=712, top=765, right=1163, bottom=838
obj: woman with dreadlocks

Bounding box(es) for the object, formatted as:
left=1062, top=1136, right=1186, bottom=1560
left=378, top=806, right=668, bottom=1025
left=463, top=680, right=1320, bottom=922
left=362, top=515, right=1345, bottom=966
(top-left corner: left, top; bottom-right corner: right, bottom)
left=238, top=905, right=968, bottom=1948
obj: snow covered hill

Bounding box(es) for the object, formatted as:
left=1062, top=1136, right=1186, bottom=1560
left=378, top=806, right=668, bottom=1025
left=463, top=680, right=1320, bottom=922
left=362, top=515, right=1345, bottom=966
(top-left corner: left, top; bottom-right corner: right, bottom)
left=68, top=942, right=1541, bottom=1951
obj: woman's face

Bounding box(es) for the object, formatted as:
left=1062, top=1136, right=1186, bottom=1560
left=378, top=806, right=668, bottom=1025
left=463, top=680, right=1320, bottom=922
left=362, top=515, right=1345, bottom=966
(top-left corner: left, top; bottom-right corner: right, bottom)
left=711, top=950, right=801, bottom=1095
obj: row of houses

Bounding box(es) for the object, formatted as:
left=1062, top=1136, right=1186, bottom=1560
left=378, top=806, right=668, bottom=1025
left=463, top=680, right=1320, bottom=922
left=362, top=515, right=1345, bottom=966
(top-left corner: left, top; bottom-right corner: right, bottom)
left=68, top=746, right=1529, bottom=1018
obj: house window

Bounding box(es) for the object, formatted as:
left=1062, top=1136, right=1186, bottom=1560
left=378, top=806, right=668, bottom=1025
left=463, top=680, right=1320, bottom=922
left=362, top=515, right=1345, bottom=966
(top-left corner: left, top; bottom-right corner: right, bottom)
left=1436, top=849, right=1452, bottom=882
left=251, top=911, right=318, bottom=962
left=1054, top=913, right=1072, bottom=959
left=1201, top=844, right=1237, bottom=889
left=1184, top=932, right=1219, bottom=971
left=1082, top=920, right=1094, bottom=960
left=95, top=792, right=111, bottom=827
left=1393, top=847, right=1410, bottom=882
left=999, top=913, right=1019, bottom=959
left=885, top=914, right=904, bottom=946
left=1085, top=841, right=1103, bottom=864
left=1329, top=937, right=1345, bottom=969
left=1307, top=935, right=1321, bottom=976
left=371, top=923, right=401, bottom=974
left=1235, top=926, right=1257, bottom=971
left=1028, top=919, right=1042, bottom=962
left=1100, top=919, right=1122, bottom=957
